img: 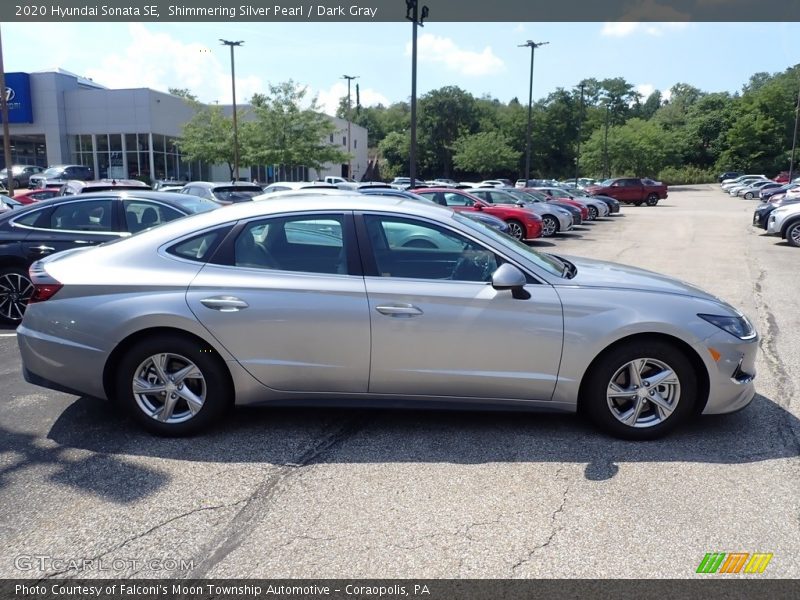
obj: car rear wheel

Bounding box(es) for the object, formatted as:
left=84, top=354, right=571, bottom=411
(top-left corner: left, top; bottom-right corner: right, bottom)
left=115, top=335, right=232, bottom=436
left=541, top=215, right=558, bottom=237
left=0, top=267, right=34, bottom=325
left=744, top=192, right=754, bottom=200
left=582, top=339, right=697, bottom=440
left=506, top=220, right=525, bottom=240
left=645, top=193, right=659, bottom=206
left=786, top=221, right=800, bottom=247
left=587, top=206, right=598, bottom=220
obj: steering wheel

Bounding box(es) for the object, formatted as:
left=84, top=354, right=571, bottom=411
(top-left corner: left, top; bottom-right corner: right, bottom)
left=451, top=251, right=494, bottom=281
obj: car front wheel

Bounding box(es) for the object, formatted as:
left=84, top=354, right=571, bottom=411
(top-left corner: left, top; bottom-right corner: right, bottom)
left=645, top=193, right=659, bottom=206
left=582, top=339, right=697, bottom=440
left=115, top=335, right=232, bottom=435
left=541, top=215, right=558, bottom=237
left=786, top=221, right=800, bottom=247
left=506, top=220, right=525, bottom=240
left=587, top=206, right=598, bottom=220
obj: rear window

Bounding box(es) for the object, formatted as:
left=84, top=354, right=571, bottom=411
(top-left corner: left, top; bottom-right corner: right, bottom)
left=212, top=187, right=263, bottom=203
left=163, top=195, right=219, bottom=214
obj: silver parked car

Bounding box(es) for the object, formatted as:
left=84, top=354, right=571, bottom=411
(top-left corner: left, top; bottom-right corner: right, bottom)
left=468, top=188, right=573, bottom=237
left=18, top=194, right=758, bottom=440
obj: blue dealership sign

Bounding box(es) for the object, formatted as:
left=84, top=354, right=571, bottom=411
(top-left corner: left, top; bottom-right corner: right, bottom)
left=2, top=73, right=33, bottom=124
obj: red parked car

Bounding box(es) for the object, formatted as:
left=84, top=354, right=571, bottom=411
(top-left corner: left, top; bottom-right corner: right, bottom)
left=414, top=187, right=542, bottom=241
left=10, top=189, right=60, bottom=205
left=585, top=177, right=668, bottom=206
left=774, top=171, right=790, bottom=184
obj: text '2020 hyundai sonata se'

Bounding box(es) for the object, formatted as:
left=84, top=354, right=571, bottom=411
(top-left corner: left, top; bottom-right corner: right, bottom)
left=18, top=194, right=759, bottom=439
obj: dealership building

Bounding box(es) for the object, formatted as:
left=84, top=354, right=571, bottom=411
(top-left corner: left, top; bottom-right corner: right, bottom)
left=1, top=69, right=369, bottom=183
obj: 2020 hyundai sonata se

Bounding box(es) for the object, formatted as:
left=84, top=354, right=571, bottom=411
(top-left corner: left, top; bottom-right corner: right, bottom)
left=18, top=194, right=758, bottom=439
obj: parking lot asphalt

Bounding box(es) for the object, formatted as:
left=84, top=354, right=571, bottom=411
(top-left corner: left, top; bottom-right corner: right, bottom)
left=0, top=185, right=798, bottom=579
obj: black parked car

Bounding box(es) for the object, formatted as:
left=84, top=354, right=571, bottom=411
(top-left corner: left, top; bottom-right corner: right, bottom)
left=0, top=191, right=218, bottom=324
left=28, top=165, right=94, bottom=189
left=753, top=196, right=800, bottom=229
left=590, top=194, right=621, bottom=214
left=718, top=171, right=742, bottom=183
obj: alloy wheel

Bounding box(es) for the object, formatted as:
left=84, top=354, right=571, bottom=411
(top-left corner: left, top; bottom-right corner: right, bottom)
left=605, top=357, right=681, bottom=428
left=588, top=206, right=598, bottom=220
left=0, top=271, right=34, bottom=323
left=132, top=353, right=207, bottom=424
left=507, top=221, right=525, bottom=240
left=541, top=216, right=558, bottom=237
left=788, top=222, right=800, bottom=247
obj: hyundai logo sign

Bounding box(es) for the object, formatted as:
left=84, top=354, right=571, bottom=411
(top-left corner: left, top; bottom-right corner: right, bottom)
left=1, top=73, right=32, bottom=123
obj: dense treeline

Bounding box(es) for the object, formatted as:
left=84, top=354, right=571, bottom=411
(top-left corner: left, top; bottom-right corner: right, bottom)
left=339, top=65, right=800, bottom=184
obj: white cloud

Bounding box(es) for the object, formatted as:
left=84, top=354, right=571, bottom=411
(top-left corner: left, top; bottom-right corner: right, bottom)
left=83, top=24, right=264, bottom=104
left=313, top=80, right=390, bottom=116
left=635, top=83, right=672, bottom=102
left=601, top=22, right=690, bottom=38
left=405, top=34, right=505, bottom=76
left=513, top=24, right=526, bottom=34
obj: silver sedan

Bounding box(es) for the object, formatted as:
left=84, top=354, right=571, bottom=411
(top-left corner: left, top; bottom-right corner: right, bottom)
left=18, top=194, right=758, bottom=440
left=467, top=188, right=573, bottom=237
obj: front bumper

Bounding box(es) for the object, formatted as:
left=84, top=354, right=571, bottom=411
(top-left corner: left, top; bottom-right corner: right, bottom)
left=696, top=330, right=758, bottom=415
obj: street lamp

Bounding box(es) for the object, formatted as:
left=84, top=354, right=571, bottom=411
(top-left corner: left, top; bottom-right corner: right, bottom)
left=220, top=39, right=243, bottom=182
left=406, top=0, right=429, bottom=186
left=789, top=75, right=800, bottom=182
left=0, top=25, right=13, bottom=197
left=342, top=74, right=359, bottom=179
left=519, top=40, right=548, bottom=183
left=575, top=81, right=586, bottom=184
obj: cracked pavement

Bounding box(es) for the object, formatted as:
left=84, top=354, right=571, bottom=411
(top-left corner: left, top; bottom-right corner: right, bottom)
left=0, top=186, right=798, bottom=579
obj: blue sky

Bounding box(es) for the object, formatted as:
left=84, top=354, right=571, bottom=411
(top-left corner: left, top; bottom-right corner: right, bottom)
left=3, top=22, right=798, bottom=113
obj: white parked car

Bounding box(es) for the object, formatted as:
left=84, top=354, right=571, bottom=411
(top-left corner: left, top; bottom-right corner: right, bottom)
left=766, top=203, right=800, bottom=247
left=721, top=175, right=766, bottom=191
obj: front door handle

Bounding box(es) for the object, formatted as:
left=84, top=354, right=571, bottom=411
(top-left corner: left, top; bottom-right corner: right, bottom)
left=375, top=304, right=423, bottom=317
left=200, top=296, right=249, bottom=312
left=30, top=245, right=55, bottom=254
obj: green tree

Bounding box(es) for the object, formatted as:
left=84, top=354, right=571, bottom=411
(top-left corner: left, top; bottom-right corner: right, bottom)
left=417, top=86, right=479, bottom=177
left=175, top=103, right=237, bottom=178
left=378, top=131, right=410, bottom=178
left=242, top=81, right=349, bottom=179
left=451, top=131, right=520, bottom=178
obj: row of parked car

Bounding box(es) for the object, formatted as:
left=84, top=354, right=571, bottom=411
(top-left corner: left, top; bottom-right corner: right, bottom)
left=719, top=173, right=800, bottom=247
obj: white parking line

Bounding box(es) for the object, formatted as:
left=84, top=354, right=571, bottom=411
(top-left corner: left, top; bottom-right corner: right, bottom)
left=0, top=333, right=17, bottom=337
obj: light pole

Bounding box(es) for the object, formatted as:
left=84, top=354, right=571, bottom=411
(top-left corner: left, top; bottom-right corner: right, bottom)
left=789, top=76, right=800, bottom=181
left=220, top=39, right=243, bottom=182
left=603, top=99, right=611, bottom=179
left=519, top=40, right=548, bottom=183
left=406, top=0, right=429, bottom=186
left=575, top=81, right=586, bottom=184
left=0, top=25, right=13, bottom=197
left=342, top=74, right=358, bottom=179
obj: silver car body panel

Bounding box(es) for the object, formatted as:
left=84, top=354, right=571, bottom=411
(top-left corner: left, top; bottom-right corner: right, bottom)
left=18, top=194, right=756, bottom=417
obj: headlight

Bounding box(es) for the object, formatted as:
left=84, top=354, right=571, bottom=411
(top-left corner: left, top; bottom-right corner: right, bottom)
left=698, top=314, right=756, bottom=340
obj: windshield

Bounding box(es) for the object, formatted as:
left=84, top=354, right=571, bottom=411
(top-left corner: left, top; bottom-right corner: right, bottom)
left=452, top=212, right=566, bottom=277
left=482, top=191, right=518, bottom=205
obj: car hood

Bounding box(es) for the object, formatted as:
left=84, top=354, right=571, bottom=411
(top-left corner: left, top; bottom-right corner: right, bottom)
left=554, top=254, right=724, bottom=304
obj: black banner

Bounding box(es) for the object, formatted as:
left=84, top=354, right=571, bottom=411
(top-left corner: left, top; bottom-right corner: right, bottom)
left=2, top=580, right=799, bottom=600
left=2, top=0, right=800, bottom=22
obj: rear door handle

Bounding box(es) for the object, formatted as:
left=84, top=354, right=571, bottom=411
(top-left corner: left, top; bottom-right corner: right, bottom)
left=200, top=296, right=249, bottom=312
left=375, top=304, right=423, bottom=317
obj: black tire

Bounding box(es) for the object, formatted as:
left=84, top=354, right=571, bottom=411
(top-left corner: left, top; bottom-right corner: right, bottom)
left=115, top=334, right=232, bottom=436
left=0, top=267, right=34, bottom=325
left=587, top=206, right=598, bottom=220
left=581, top=339, right=698, bottom=440
left=786, top=221, right=800, bottom=247
left=12, top=178, right=21, bottom=189
left=633, top=201, right=643, bottom=207
left=645, top=193, right=659, bottom=206
left=507, top=219, right=526, bottom=240
left=541, top=215, right=559, bottom=237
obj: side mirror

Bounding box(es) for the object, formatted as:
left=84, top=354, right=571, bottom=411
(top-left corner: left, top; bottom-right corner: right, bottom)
left=491, top=263, right=530, bottom=299
left=515, top=200, right=526, bottom=207
left=474, top=202, right=484, bottom=211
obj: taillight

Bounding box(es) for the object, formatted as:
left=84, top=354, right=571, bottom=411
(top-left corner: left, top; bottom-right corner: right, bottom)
left=27, top=264, right=63, bottom=303
left=29, top=282, right=63, bottom=303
